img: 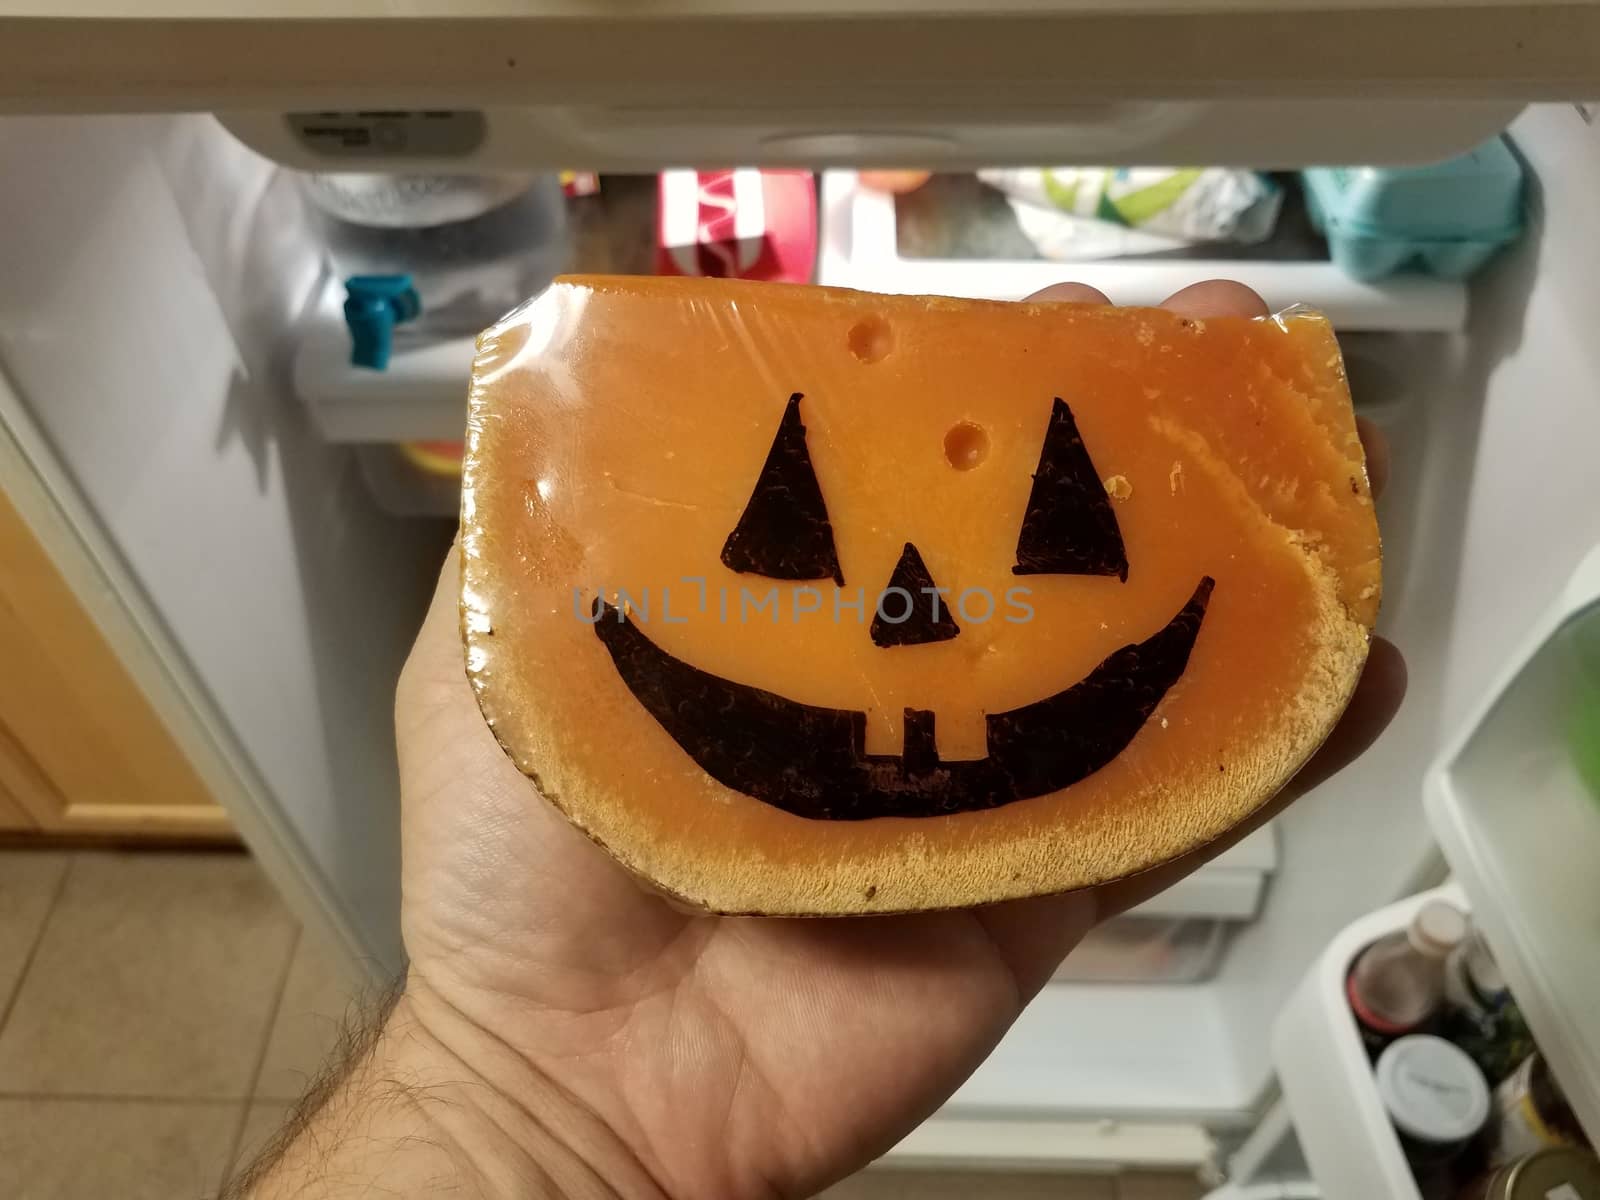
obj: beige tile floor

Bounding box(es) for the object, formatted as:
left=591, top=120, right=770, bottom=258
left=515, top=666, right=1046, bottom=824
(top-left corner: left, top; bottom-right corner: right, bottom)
left=0, top=849, right=1203, bottom=1200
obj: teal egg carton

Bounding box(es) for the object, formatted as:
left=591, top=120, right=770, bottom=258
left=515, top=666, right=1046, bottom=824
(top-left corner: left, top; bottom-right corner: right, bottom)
left=1301, top=136, right=1525, bottom=282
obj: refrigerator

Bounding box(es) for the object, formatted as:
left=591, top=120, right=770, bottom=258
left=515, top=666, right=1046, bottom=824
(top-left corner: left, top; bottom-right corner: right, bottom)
left=0, top=7, right=1597, bottom=1193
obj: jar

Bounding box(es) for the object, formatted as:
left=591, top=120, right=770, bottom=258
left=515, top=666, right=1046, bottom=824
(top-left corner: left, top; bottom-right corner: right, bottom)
left=1461, top=1146, right=1600, bottom=1200
left=1375, top=1035, right=1490, bottom=1196
left=1490, top=1052, right=1585, bottom=1165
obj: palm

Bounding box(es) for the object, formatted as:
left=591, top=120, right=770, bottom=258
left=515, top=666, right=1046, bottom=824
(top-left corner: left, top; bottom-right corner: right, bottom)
left=393, top=281, right=1404, bottom=1200
left=398, top=545, right=1093, bottom=1199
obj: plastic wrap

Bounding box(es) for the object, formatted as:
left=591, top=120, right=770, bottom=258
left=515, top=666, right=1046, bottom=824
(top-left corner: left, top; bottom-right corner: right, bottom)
left=459, top=276, right=1379, bottom=915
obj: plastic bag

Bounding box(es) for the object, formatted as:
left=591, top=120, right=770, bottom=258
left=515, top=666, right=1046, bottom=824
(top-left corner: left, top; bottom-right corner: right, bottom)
left=979, top=167, right=1282, bottom=260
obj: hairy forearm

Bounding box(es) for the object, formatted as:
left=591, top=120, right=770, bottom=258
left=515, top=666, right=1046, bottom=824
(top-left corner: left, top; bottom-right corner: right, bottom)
left=227, top=978, right=669, bottom=1200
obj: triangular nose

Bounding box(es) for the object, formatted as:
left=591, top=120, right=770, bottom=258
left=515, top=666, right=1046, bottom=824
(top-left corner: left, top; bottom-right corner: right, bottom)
left=870, top=542, right=961, bottom=647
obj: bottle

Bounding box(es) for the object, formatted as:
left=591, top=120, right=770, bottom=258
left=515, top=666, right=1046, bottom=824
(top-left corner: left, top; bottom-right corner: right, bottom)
left=1489, top=1052, right=1586, bottom=1166
left=1349, top=899, right=1468, bottom=1056
left=1445, top=926, right=1509, bottom=1014
left=1375, top=1035, right=1491, bottom=1199
left=1442, top=926, right=1533, bottom=1085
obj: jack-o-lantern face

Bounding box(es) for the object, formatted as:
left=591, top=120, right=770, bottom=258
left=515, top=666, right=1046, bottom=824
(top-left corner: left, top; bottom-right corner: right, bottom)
left=592, top=391, right=1213, bottom=821
left=461, top=277, right=1379, bottom=913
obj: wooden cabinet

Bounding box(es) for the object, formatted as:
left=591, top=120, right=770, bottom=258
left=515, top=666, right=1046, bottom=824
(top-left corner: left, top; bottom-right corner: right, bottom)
left=0, top=487, right=232, bottom=840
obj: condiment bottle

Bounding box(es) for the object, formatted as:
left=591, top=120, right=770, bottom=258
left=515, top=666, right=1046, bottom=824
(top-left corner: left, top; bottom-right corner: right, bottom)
left=1442, top=926, right=1532, bottom=1085
left=1349, top=899, right=1468, bottom=1055
left=1489, top=1052, right=1586, bottom=1166
left=1375, top=1035, right=1490, bottom=1199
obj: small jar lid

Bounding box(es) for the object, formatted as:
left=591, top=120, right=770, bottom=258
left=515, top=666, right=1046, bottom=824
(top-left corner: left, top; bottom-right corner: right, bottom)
left=1376, top=1034, right=1490, bottom=1145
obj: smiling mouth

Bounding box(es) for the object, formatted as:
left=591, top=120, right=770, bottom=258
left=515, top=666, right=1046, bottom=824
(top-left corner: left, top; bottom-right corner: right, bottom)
left=592, top=577, right=1213, bottom=821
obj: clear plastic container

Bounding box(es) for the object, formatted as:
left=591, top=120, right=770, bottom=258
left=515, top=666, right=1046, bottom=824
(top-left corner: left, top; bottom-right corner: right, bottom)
left=1301, top=137, right=1524, bottom=282
left=298, top=171, right=567, bottom=339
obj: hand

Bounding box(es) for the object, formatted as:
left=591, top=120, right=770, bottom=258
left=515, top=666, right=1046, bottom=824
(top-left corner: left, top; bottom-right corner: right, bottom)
left=368, top=281, right=1404, bottom=1200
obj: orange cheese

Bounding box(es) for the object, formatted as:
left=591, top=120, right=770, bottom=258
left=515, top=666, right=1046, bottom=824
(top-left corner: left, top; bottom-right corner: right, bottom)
left=461, top=276, right=1380, bottom=914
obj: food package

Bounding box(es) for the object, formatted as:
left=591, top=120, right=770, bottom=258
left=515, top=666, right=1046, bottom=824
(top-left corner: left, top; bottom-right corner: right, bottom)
left=460, top=277, right=1379, bottom=914
left=1301, top=137, right=1525, bottom=281
left=979, top=167, right=1282, bottom=260
left=655, top=169, right=818, bottom=283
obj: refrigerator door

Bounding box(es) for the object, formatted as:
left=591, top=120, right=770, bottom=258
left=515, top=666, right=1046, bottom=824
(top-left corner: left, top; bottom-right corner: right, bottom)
left=0, top=94, right=1590, bottom=1183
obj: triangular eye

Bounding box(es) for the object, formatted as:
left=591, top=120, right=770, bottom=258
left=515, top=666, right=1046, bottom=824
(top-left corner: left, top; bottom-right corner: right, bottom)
left=721, top=393, right=844, bottom=585
left=1012, top=398, right=1129, bottom=581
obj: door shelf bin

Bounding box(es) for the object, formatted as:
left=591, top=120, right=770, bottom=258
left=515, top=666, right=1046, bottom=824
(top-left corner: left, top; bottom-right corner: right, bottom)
left=1272, top=885, right=1467, bottom=1200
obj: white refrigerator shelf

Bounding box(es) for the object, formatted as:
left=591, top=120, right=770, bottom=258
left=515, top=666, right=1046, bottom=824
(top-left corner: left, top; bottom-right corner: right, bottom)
left=297, top=172, right=1469, bottom=444
left=293, top=280, right=477, bottom=445
left=818, top=172, right=1470, bottom=333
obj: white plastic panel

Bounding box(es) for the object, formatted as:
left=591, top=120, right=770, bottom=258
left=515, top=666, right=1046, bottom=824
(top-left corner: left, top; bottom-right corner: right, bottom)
left=884, top=1114, right=1214, bottom=1174
left=3, top=0, right=1591, bottom=129
left=1435, top=104, right=1600, bottom=740
left=220, top=101, right=1526, bottom=174
left=1426, top=546, right=1600, bottom=1146
left=954, top=981, right=1258, bottom=1126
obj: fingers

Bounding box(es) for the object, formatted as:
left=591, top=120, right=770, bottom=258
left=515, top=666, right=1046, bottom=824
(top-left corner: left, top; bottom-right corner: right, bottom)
left=1027, top=279, right=1390, bottom=501
left=1028, top=278, right=1272, bottom=318
left=1091, top=635, right=1407, bottom=921
left=1357, top=415, right=1390, bottom=501
left=395, top=531, right=469, bottom=714
left=1024, top=282, right=1111, bottom=305
left=1159, top=279, right=1271, bottom=319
